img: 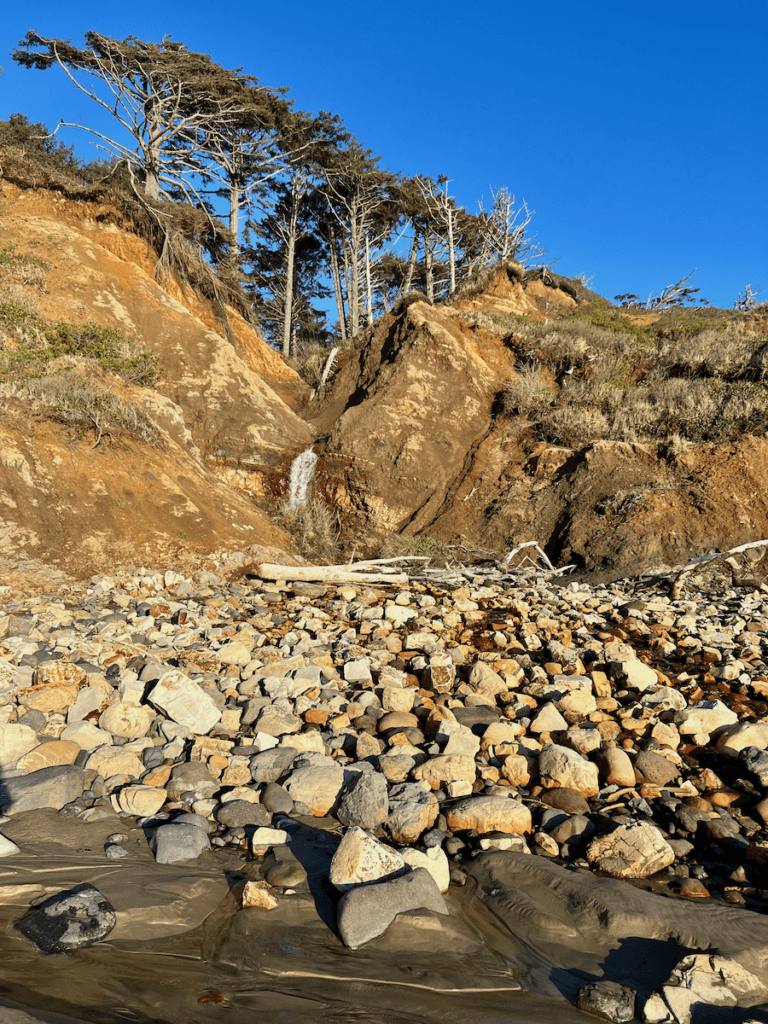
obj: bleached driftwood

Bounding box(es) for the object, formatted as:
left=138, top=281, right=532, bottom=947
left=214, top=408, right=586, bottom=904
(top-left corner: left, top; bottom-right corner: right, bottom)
left=257, top=563, right=409, bottom=585
left=499, top=541, right=555, bottom=572
left=661, top=539, right=768, bottom=599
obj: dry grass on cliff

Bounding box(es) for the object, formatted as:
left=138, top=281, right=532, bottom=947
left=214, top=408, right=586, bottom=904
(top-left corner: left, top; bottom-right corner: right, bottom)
left=503, top=300, right=768, bottom=447
left=0, top=280, right=164, bottom=444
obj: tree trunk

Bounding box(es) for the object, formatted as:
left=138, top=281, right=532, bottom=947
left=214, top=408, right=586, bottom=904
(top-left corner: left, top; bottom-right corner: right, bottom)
left=229, top=179, right=240, bottom=258
left=424, top=234, right=435, bottom=303
left=401, top=230, right=419, bottom=295
left=365, top=231, right=374, bottom=327
left=342, top=238, right=355, bottom=337
left=447, top=208, right=456, bottom=294
left=281, top=196, right=298, bottom=357
left=329, top=231, right=347, bottom=341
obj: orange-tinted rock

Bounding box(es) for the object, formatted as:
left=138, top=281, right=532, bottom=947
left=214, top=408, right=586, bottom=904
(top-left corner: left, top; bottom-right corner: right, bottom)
left=16, top=740, right=81, bottom=772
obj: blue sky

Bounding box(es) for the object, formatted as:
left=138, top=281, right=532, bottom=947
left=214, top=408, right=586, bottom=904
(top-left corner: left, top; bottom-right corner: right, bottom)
left=2, top=0, right=766, bottom=310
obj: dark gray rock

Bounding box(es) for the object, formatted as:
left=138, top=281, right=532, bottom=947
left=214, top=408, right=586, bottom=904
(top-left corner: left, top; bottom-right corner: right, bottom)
left=0, top=766, right=85, bottom=814
left=633, top=750, right=680, bottom=787
left=574, top=981, right=636, bottom=1022
left=214, top=800, right=271, bottom=828
left=549, top=813, right=595, bottom=845
left=15, top=883, right=116, bottom=952
left=16, top=709, right=45, bottom=732
left=151, top=822, right=211, bottom=864
left=451, top=705, right=502, bottom=735
left=336, top=867, right=448, bottom=949
left=740, top=746, right=768, bottom=788
left=250, top=746, right=298, bottom=784
left=422, top=828, right=446, bottom=849
left=260, top=782, right=294, bottom=815
left=337, top=770, right=389, bottom=829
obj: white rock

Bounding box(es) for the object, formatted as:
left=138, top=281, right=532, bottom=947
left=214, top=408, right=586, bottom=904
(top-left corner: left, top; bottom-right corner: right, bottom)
left=716, top=721, right=768, bottom=756
left=148, top=670, right=221, bottom=734
left=111, top=785, right=167, bottom=817
left=251, top=827, right=290, bottom=852
left=86, top=745, right=144, bottom=780
left=530, top=703, right=568, bottom=734
left=538, top=743, right=599, bottom=797
left=674, top=699, right=738, bottom=737
left=613, top=659, right=658, bottom=692
left=586, top=821, right=674, bottom=878
left=0, top=833, right=20, bottom=858
left=330, top=827, right=405, bottom=892
left=0, top=723, right=39, bottom=767
left=99, top=703, right=154, bottom=739
left=60, top=720, right=113, bottom=750
left=397, top=845, right=450, bottom=892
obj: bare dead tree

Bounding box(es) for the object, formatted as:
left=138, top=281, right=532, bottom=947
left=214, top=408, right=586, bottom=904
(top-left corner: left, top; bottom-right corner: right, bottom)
left=644, top=270, right=708, bottom=310
left=472, top=187, right=544, bottom=270
left=734, top=284, right=763, bottom=311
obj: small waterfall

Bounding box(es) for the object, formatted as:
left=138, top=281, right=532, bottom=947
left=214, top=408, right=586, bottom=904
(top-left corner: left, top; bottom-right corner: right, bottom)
left=287, top=448, right=318, bottom=510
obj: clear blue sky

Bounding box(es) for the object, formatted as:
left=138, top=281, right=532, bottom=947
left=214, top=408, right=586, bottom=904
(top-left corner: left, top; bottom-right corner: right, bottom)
left=2, top=0, right=766, bottom=309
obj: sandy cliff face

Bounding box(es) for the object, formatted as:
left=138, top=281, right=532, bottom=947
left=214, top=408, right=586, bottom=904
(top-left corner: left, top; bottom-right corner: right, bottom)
left=0, top=178, right=314, bottom=578
left=0, top=182, right=312, bottom=468
left=311, top=274, right=768, bottom=574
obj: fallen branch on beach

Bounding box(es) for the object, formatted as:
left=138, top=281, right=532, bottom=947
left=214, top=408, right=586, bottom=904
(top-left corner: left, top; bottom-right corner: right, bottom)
left=645, top=538, right=768, bottom=599
left=256, top=561, right=412, bottom=585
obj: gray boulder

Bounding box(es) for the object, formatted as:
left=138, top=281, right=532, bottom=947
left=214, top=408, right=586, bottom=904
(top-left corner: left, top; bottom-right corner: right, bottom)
left=215, top=800, right=271, bottom=828
left=250, top=746, right=297, bottom=784
left=337, top=867, right=448, bottom=949
left=152, top=822, right=211, bottom=864
left=337, top=770, right=389, bottom=829
left=0, top=765, right=84, bottom=814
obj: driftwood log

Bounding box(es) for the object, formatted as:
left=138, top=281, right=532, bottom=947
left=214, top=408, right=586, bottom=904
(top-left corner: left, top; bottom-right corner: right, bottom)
left=256, top=562, right=410, bottom=585
left=661, top=539, right=768, bottom=599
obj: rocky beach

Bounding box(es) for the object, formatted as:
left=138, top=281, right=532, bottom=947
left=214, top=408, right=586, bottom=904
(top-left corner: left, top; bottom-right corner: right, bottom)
left=0, top=549, right=768, bottom=1023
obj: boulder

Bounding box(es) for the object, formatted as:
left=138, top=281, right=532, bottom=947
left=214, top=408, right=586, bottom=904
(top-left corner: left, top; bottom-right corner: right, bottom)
left=0, top=765, right=85, bottom=814
left=337, top=770, right=389, bottom=829
left=384, top=783, right=439, bottom=843
left=250, top=746, right=298, bottom=784
left=595, top=747, right=636, bottom=788
left=111, top=785, right=167, bottom=817
left=633, top=751, right=680, bottom=787
left=16, top=740, right=80, bottom=773
left=586, top=821, right=674, bottom=878
left=99, top=703, right=154, bottom=739
left=15, top=883, right=116, bottom=953
left=716, top=721, right=768, bottom=756
left=86, top=745, right=144, bottom=780
left=336, top=867, right=448, bottom=949
left=538, top=744, right=599, bottom=797
left=574, top=981, right=635, bottom=1022
left=283, top=761, right=345, bottom=816
left=152, top=822, right=211, bottom=864
left=412, top=754, right=476, bottom=790
left=644, top=953, right=768, bottom=1024
left=397, top=845, right=450, bottom=892
left=148, top=670, right=221, bottom=735
left=446, top=795, right=531, bottom=835
left=0, top=723, right=39, bottom=766
left=674, top=699, right=738, bottom=737
left=329, top=827, right=405, bottom=892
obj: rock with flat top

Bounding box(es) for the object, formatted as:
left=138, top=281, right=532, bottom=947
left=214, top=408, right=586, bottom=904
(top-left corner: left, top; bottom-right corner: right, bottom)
left=0, top=765, right=84, bottom=814
left=538, top=744, right=599, bottom=797
left=575, top=981, right=635, bottom=1022
left=446, top=795, right=531, bottom=835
